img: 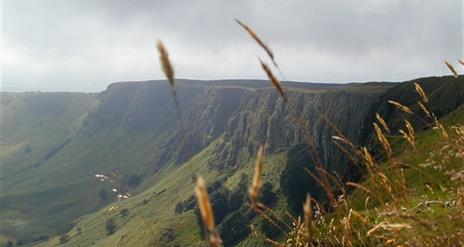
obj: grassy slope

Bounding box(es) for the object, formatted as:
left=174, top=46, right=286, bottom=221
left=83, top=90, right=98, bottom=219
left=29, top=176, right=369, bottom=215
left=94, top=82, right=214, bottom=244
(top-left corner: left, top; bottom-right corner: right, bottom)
left=0, top=93, right=97, bottom=178
left=31, top=134, right=288, bottom=246
left=0, top=93, right=98, bottom=240
left=4, top=78, right=458, bottom=246
left=27, top=83, right=395, bottom=247
left=0, top=93, right=177, bottom=242
left=312, top=105, right=464, bottom=246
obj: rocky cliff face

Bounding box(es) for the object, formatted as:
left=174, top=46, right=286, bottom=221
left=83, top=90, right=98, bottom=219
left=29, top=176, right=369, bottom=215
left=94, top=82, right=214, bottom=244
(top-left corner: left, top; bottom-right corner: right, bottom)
left=370, top=76, right=464, bottom=132
left=82, top=80, right=392, bottom=179
left=83, top=76, right=463, bottom=179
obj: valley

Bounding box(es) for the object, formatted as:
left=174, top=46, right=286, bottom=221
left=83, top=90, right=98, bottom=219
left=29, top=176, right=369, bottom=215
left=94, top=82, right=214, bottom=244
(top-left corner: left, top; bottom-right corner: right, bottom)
left=0, top=76, right=463, bottom=246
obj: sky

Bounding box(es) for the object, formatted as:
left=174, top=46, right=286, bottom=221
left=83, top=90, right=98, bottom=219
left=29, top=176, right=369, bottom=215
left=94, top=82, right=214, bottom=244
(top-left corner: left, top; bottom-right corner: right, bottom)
left=1, top=0, right=463, bottom=92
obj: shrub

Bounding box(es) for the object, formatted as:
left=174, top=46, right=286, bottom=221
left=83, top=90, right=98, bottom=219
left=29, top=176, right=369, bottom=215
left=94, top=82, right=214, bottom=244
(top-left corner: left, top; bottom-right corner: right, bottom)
left=59, top=234, right=69, bottom=244
left=174, top=195, right=196, bottom=214
left=227, top=174, right=249, bottom=212
left=120, top=208, right=129, bottom=217
left=105, top=218, right=116, bottom=235
left=194, top=183, right=230, bottom=238
left=159, top=228, right=176, bottom=243
left=174, top=202, right=183, bottom=213
left=280, top=143, right=322, bottom=213
left=259, top=182, right=277, bottom=206
left=218, top=211, right=250, bottom=246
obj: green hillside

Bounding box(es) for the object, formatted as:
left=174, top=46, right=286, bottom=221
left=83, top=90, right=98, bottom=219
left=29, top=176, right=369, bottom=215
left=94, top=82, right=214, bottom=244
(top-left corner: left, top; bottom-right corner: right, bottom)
left=0, top=76, right=462, bottom=246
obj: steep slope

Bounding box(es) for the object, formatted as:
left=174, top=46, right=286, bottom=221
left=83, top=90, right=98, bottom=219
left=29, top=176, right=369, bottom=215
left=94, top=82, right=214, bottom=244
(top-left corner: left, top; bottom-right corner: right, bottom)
left=0, top=93, right=98, bottom=241
left=1, top=76, right=462, bottom=246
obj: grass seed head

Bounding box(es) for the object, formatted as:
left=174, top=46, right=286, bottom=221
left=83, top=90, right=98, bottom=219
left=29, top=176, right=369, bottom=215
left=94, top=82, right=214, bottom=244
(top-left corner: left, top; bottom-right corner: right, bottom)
left=375, top=113, right=390, bottom=133
left=249, top=145, right=265, bottom=207
left=388, top=100, right=414, bottom=114
left=235, top=19, right=278, bottom=68
left=414, top=82, right=429, bottom=103
left=445, top=60, right=459, bottom=78
left=303, top=194, right=313, bottom=240
left=367, top=223, right=412, bottom=236
left=156, top=40, right=176, bottom=95
left=259, top=59, right=287, bottom=102
left=373, top=123, right=393, bottom=162
left=195, top=176, right=216, bottom=231
left=418, top=101, right=432, bottom=119
left=195, top=177, right=223, bottom=246
left=459, top=59, right=464, bottom=66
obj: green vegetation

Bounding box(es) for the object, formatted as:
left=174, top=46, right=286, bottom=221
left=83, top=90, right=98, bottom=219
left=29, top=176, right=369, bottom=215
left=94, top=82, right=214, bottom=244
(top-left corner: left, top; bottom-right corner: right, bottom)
left=0, top=76, right=462, bottom=246
left=105, top=219, right=116, bottom=235
left=241, top=86, right=464, bottom=246
left=280, top=143, right=321, bottom=213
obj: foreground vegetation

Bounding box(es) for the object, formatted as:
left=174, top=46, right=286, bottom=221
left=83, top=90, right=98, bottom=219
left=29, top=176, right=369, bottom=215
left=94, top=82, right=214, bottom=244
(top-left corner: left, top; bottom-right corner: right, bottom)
left=189, top=22, right=464, bottom=247
left=193, top=82, right=464, bottom=246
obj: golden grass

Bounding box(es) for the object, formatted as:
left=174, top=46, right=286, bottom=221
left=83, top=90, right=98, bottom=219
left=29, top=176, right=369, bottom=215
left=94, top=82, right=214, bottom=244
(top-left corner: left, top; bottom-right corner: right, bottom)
left=375, top=112, right=390, bottom=133
left=194, top=176, right=222, bottom=247
left=459, top=59, right=464, bottom=66
left=388, top=100, right=414, bottom=114
left=252, top=73, right=462, bottom=245
left=156, top=40, right=176, bottom=95
left=445, top=60, right=459, bottom=78
left=155, top=40, right=188, bottom=142
left=373, top=122, right=393, bottom=163
left=152, top=21, right=464, bottom=246
left=303, top=194, right=313, bottom=243
left=259, top=59, right=287, bottom=102
left=414, top=82, right=429, bottom=103
left=249, top=145, right=265, bottom=208
left=235, top=19, right=278, bottom=68
left=418, top=101, right=432, bottom=118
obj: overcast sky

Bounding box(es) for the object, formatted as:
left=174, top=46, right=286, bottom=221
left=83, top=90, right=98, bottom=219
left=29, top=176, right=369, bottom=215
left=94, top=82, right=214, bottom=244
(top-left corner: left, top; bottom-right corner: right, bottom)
left=1, top=0, right=463, bottom=92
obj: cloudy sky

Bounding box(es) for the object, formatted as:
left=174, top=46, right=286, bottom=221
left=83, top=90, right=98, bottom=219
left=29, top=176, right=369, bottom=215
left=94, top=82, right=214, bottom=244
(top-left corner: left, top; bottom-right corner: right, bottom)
left=1, top=0, right=462, bottom=92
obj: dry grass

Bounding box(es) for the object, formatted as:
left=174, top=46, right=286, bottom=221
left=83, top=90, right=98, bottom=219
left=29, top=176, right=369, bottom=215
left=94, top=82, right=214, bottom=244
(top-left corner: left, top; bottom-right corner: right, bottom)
left=445, top=60, right=459, bottom=78
left=235, top=19, right=278, bottom=68
left=158, top=22, right=464, bottom=246
left=414, top=82, right=429, bottom=103
left=459, top=59, right=464, bottom=66
left=373, top=122, right=393, bottom=163
left=156, top=40, right=176, bottom=95
left=388, top=100, right=414, bottom=114
left=375, top=112, right=390, bottom=133
left=259, top=59, right=287, bottom=102
left=194, top=176, right=222, bottom=247
left=249, top=145, right=265, bottom=207
left=303, top=195, right=313, bottom=243
left=155, top=40, right=188, bottom=141
left=253, top=83, right=463, bottom=246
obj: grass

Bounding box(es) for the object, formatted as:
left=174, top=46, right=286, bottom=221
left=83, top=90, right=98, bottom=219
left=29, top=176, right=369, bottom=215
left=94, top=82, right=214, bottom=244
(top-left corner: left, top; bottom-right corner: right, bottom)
left=0, top=73, right=459, bottom=246
left=243, top=97, right=464, bottom=246
left=0, top=91, right=194, bottom=243
left=25, top=134, right=289, bottom=247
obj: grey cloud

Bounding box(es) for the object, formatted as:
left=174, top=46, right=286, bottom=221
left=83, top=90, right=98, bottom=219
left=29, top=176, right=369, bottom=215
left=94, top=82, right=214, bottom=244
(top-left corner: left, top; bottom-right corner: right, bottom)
left=2, top=0, right=462, bottom=92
